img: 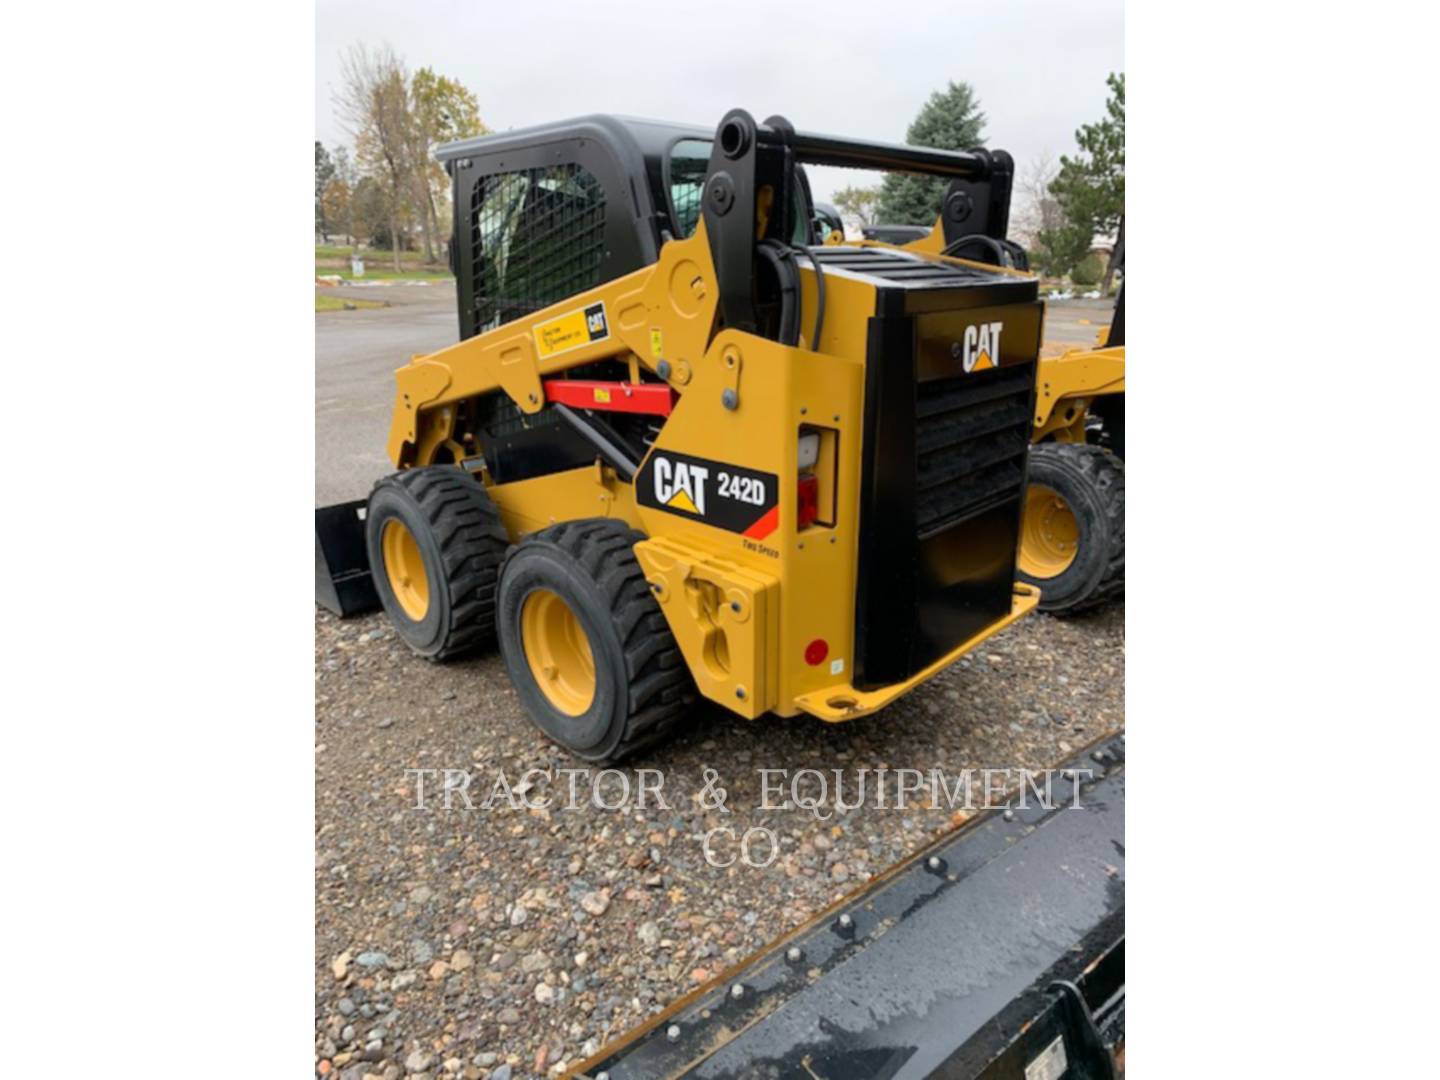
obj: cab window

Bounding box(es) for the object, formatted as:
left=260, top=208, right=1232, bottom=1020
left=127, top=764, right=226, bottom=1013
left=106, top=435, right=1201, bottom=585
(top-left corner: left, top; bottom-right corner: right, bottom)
left=665, top=138, right=813, bottom=243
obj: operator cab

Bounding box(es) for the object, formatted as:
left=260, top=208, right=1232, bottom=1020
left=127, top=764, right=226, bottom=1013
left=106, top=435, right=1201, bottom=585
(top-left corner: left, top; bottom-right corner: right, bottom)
left=439, top=117, right=824, bottom=343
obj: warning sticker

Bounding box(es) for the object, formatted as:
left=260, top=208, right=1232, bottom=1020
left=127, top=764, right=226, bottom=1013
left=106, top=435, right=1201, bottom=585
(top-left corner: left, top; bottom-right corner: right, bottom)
left=636, top=449, right=780, bottom=539
left=1023, top=1035, right=1068, bottom=1080
left=534, top=301, right=609, bottom=359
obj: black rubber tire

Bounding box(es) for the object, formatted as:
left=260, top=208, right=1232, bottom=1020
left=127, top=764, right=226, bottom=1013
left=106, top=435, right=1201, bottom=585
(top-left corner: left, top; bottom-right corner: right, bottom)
left=497, top=519, right=695, bottom=763
left=1019, top=443, right=1124, bottom=614
left=365, top=466, right=508, bottom=659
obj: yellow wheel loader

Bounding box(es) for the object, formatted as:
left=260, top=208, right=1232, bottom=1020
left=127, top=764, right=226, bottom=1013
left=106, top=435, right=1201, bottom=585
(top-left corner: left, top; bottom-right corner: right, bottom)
left=316, top=109, right=1053, bottom=762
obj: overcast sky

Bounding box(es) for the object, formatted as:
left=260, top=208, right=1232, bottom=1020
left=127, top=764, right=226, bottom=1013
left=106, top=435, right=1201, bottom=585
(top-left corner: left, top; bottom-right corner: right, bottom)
left=315, top=0, right=1123, bottom=205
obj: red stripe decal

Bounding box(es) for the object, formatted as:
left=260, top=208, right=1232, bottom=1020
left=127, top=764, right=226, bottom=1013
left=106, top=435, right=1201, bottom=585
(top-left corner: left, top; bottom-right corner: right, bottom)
left=742, top=505, right=780, bottom=540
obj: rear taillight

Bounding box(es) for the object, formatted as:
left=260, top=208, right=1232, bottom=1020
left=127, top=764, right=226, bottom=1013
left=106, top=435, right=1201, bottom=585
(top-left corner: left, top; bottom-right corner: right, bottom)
left=797, top=473, right=819, bottom=529
left=798, top=432, right=820, bottom=528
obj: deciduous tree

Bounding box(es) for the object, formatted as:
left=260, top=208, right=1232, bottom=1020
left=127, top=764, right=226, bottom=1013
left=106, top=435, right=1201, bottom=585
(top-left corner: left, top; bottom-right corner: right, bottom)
left=350, top=176, right=389, bottom=248
left=408, top=68, right=486, bottom=264
left=315, top=142, right=335, bottom=239
left=1011, top=151, right=1066, bottom=271
left=327, top=146, right=358, bottom=245
left=831, top=184, right=882, bottom=229
left=337, top=44, right=416, bottom=271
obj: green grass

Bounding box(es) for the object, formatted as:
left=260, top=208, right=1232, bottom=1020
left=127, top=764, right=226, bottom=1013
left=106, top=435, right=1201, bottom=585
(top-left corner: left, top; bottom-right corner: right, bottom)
left=315, top=245, right=452, bottom=281
left=315, top=292, right=388, bottom=312
left=316, top=243, right=445, bottom=263
left=316, top=266, right=453, bottom=281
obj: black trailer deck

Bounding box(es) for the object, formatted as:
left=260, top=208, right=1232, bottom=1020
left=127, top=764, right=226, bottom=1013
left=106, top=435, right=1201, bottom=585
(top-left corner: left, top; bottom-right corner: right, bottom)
left=572, top=734, right=1126, bottom=1080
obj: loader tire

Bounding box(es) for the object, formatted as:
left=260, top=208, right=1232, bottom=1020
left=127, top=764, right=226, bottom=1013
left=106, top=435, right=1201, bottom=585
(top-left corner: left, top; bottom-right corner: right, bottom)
left=497, top=519, right=695, bottom=763
left=365, top=466, right=508, bottom=659
left=1017, top=443, right=1124, bottom=614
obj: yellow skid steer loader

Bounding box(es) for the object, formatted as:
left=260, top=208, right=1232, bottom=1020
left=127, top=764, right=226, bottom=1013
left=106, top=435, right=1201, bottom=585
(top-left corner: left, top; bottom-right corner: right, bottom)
left=316, top=109, right=1053, bottom=761
left=1019, top=283, right=1124, bottom=612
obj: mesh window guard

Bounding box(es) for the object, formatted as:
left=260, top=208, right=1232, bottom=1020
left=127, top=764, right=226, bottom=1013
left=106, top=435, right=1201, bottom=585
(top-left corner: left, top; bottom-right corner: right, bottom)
left=469, top=164, right=607, bottom=331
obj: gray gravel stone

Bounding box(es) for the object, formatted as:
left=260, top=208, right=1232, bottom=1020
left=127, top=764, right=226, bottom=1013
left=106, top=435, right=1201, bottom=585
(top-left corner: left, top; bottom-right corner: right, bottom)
left=315, top=601, right=1123, bottom=1080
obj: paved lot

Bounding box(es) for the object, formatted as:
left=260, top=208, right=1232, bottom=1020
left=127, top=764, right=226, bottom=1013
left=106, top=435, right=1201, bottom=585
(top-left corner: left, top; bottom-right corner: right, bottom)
left=314, top=285, right=1123, bottom=1080
left=1041, top=297, right=1117, bottom=354
left=316, top=284, right=457, bottom=505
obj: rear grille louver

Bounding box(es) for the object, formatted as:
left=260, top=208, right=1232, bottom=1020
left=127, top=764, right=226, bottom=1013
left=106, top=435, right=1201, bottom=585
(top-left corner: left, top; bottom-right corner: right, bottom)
left=914, top=364, right=1034, bottom=538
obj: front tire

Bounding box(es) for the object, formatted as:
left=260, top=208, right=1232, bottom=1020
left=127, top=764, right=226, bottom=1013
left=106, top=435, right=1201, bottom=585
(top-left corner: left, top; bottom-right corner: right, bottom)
left=1017, top=443, right=1124, bottom=614
left=497, top=519, right=695, bottom=763
left=366, top=466, right=508, bottom=658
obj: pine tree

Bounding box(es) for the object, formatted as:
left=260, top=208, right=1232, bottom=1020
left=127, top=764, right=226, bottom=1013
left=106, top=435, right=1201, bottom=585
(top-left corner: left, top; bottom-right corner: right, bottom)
left=1038, top=73, right=1125, bottom=283
left=874, top=82, right=987, bottom=225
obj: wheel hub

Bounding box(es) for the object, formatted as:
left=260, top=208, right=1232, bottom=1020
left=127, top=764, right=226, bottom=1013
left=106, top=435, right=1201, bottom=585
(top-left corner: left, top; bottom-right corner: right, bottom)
left=1018, top=484, right=1079, bottom=578
left=520, top=589, right=596, bottom=715
left=381, top=519, right=430, bottom=620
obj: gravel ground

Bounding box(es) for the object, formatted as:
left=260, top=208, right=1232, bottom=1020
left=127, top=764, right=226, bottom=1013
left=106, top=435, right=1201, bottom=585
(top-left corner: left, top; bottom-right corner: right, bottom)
left=315, top=601, right=1123, bottom=1079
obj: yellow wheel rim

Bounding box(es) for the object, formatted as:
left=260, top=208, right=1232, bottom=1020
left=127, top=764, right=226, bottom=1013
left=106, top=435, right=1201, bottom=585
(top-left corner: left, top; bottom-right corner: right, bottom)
left=381, top=519, right=430, bottom=621
left=520, top=589, right=596, bottom=715
left=1019, top=484, right=1080, bottom=578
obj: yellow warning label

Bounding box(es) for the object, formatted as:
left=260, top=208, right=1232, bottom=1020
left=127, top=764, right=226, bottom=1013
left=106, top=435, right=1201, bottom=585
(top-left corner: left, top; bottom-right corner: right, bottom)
left=534, top=302, right=609, bottom=359
left=666, top=489, right=699, bottom=514
left=593, top=387, right=611, bottom=404
left=649, top=328, right=664, bottom=358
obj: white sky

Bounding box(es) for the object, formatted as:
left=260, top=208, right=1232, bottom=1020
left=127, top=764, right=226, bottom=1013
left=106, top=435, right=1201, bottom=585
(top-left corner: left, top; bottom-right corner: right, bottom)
left=315, top=0, right=1123, bottom=206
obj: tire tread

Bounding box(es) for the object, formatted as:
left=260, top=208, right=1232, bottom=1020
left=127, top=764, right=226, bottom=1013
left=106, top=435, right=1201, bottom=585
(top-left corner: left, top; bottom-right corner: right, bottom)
left=1024, top=443, right=1124, bottom=614
left=504, top=518, right=695, bottom=761
left=373, top=466, right=508, bottom=658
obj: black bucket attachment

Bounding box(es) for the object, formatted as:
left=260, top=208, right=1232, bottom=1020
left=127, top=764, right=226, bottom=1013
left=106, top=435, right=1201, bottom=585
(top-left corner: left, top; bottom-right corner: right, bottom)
left=315, top=501, right=380, bottom=617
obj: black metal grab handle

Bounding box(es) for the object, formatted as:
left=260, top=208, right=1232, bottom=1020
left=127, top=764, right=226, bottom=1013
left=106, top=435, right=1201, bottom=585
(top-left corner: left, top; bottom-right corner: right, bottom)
left=783, top=128, right=995, bottom=179
left=731, top=111, right=994, bottom=178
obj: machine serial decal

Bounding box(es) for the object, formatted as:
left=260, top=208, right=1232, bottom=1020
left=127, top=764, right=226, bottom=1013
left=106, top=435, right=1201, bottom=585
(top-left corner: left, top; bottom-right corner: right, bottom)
left=636, top=450, right=780, bottom=539
left=959, top=320, right=1004, bottom=372
left=533, top=301, right=609, bottom=359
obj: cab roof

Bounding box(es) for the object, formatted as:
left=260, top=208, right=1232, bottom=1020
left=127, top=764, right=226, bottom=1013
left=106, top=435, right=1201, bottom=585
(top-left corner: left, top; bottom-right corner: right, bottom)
left=436, top=115, right=712, bottom=167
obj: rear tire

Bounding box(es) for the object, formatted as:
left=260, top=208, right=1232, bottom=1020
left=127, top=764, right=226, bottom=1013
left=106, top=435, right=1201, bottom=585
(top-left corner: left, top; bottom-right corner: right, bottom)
left=497, top=519, right=695, bottom=763
left=366, top=466, right=508, bottom=659
left=1018, top=444, right=1124, bottom=614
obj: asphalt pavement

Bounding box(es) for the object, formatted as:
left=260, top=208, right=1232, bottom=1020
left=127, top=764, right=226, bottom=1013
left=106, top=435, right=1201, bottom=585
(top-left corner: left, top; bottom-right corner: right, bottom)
left=316, top=283, right=458, bottom=505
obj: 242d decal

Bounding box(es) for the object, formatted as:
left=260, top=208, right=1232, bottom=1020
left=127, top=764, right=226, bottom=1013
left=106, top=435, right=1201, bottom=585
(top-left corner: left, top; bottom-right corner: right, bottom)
left=636, top=450, right=780, bottom=539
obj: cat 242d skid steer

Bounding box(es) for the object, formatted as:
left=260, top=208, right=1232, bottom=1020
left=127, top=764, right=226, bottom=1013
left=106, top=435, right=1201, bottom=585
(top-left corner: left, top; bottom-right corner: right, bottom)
left=316, top=108, right=1054, bottom=763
